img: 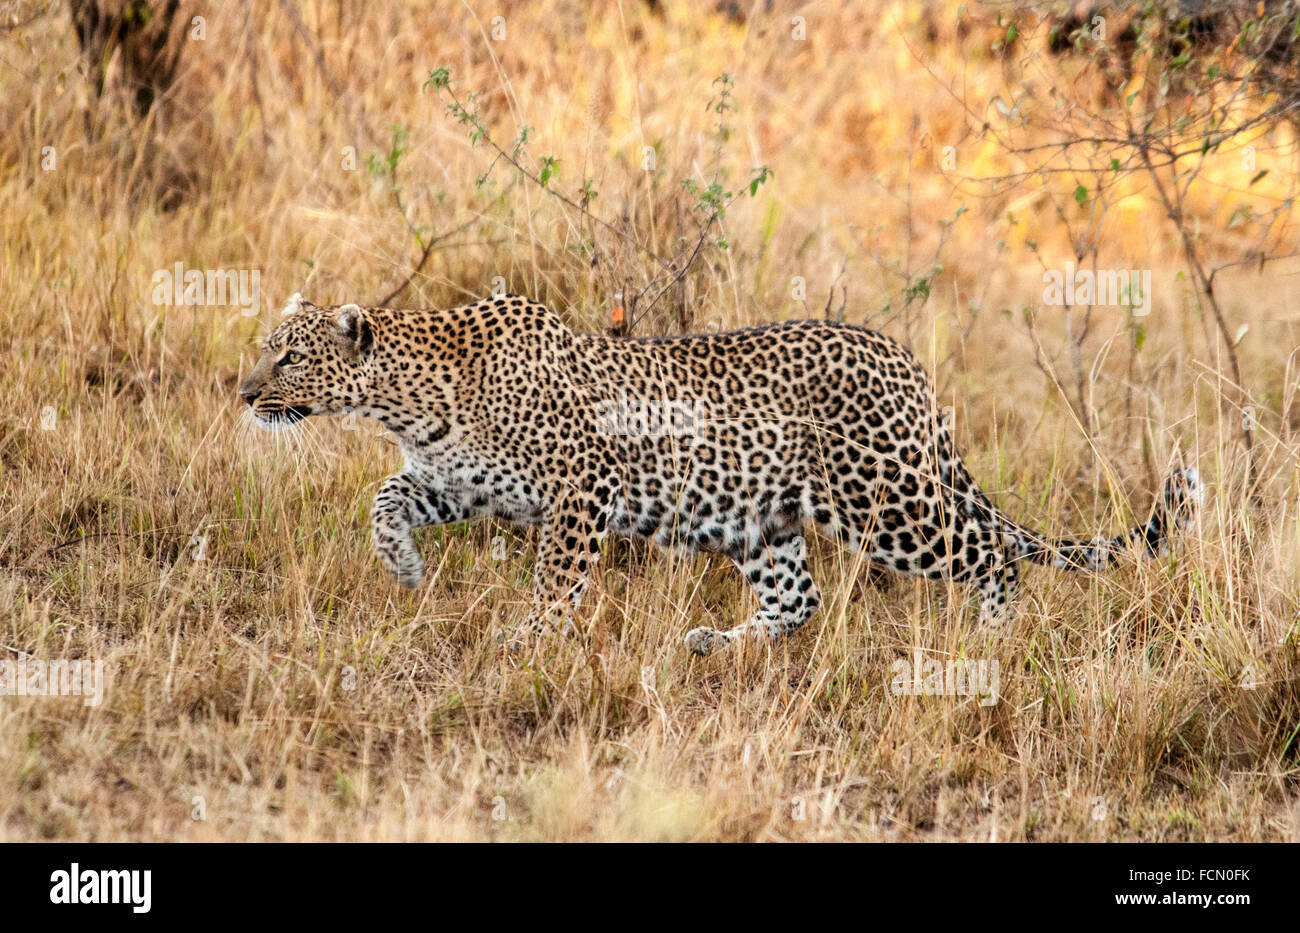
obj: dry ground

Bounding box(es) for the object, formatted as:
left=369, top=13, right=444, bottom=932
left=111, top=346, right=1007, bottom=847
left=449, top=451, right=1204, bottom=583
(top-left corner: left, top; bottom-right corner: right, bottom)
left=2, top=1, right=1299, bottom=840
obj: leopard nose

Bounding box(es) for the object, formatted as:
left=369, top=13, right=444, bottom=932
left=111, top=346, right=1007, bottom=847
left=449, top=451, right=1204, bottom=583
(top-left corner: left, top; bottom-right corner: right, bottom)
left=239, top=380, right=261, bottom=405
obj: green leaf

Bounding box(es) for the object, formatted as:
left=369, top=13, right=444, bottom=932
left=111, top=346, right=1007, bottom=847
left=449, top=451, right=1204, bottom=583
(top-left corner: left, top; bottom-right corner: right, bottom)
left=538, top=156, right=557, bottom=187
left=1073, top=184, right=1087, bottom=205
left=423, top=67, right=451, bottom=92
left=1248, top=169, right=1268, bottom=186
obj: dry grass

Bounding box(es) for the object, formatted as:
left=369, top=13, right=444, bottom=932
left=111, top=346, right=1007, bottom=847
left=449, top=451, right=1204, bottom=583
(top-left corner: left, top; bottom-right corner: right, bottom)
left=2, top=0, right=1299, bottom=841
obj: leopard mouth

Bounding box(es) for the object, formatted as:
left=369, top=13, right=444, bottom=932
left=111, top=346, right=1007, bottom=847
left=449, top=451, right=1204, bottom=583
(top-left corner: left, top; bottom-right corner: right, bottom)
left=253, top=404, right=312, bottom=426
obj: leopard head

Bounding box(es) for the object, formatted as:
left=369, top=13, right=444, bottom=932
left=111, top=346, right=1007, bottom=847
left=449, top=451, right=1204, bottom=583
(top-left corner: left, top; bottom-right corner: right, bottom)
left=239, top=294, right=375, bottom=428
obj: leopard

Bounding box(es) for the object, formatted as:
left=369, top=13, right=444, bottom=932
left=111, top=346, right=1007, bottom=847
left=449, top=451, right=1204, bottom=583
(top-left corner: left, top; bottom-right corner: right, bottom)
left=238, top=292, right=1202, bottom=655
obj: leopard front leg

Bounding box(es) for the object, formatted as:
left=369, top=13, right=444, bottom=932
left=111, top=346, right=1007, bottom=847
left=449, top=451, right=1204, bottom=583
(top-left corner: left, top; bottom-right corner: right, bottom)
left=371, top=471, right=468, bottom=588
left=513, top=486, right=610, bottom=643
left=686, top=533, right=822, bottom=656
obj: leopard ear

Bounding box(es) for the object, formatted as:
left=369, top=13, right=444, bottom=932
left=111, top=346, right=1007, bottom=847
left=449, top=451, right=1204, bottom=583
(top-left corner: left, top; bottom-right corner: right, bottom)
left=335, top=304, right=374, bottom=359
left=280, top=291, right=317, bottom=317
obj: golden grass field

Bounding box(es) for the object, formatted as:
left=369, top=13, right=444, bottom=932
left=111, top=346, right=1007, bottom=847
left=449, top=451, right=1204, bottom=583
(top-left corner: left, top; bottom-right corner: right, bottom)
left=2, top=0, right=1299, bottom=841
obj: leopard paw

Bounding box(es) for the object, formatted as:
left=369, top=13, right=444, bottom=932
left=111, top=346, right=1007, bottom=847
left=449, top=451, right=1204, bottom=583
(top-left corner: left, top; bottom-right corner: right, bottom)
left=684, top=626, right=728, bottom=656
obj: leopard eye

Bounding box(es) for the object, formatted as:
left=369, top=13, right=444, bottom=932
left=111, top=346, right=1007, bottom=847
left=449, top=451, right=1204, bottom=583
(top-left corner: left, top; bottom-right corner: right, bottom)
left=279, top=350, right=306, bottom=366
